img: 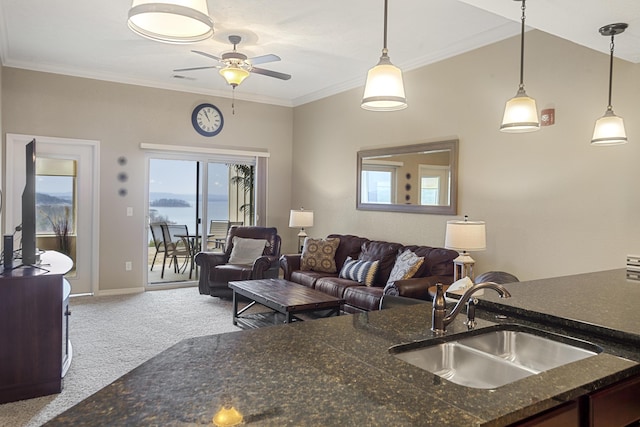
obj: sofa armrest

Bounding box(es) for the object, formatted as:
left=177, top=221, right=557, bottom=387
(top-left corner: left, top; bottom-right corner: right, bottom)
left=195, top=252, right=228, bottom=295
left=384, top=276, right=454, bottom=301
left=251, top=255, right=280, bottom=279
left=279, top=254, right=301, bottom=280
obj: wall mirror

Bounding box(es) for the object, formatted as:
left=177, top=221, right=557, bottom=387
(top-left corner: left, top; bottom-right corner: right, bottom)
left=357, top=139, right=458, bottom=215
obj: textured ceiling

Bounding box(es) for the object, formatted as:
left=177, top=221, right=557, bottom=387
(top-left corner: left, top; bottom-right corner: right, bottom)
left=0, top=0, right=638, bottom=107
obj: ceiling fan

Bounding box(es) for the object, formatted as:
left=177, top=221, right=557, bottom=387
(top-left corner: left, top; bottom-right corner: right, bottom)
left=173, top=35, right=291, bottom=87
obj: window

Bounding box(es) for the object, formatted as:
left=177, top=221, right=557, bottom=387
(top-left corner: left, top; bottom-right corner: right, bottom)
left=361, top=166, right=396, bottom=204
left=419, top=165, right=450, bottom=206
left=421, top=176, right=440, bottom=205
left=36, top=159, right=77, bottom=235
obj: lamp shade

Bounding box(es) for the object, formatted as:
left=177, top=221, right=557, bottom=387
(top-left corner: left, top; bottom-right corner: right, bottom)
left=591, top=108, right=627, bottom=145
left=289, top=210, right=314, bottom=228
left=127, top=0, right=213, bottom=44
left=219, top=66, right=250, bottom=87
left=500, top=88, right=540, bottom=133
left=361, top=54, right=407, bottom=111
left=445, top=219, right=486, bottom=252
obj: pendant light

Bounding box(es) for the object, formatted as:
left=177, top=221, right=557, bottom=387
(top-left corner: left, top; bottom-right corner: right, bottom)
left=500, top=0, right=539, bottom=133
left=127, top=0, right=214, bottom=44
left=591, top=23, right=628, bottom=146
left=361, top=0, right=407, bottom=111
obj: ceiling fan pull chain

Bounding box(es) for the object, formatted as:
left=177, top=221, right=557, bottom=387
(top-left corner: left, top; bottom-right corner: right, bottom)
left=232, top=87, right=236, bottom=115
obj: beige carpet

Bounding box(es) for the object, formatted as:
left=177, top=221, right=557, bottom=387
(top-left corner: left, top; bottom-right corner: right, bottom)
left=0, top=287, right=241, bottom=427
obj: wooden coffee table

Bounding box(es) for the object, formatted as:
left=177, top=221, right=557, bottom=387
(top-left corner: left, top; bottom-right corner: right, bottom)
left=229, top=278, right=344, bottom=329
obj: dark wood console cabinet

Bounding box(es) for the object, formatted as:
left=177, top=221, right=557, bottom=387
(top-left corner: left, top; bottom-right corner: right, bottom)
left=0, top=251, right=73, bottom=404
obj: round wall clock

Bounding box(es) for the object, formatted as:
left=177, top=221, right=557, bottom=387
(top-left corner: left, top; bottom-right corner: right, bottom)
left=191, top=103, right=224, bottom=137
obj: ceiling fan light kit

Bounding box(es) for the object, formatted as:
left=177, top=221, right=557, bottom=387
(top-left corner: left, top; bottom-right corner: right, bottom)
left=500, top=0, right=540, bottom=133
left=591, top=23, right=628, bottom=146
left=361, top=0, right=407, bottom=111
left=220, top=66, right=250, bottom=87
left=173, top=35, right=291, bottom=89
left=127, top=0, right=213, bottom=44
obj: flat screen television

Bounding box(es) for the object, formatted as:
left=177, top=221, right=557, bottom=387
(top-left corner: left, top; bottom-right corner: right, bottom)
left=21, top=139, right=37, bottom=265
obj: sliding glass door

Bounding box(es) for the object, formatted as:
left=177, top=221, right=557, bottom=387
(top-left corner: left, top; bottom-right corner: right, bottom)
left=146, top=156, right=257, bottom=286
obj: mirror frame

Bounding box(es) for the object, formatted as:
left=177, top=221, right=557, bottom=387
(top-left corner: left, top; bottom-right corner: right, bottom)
left=356, top=139, right=458, bottom=215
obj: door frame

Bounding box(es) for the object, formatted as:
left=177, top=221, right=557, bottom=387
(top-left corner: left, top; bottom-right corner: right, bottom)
left=142, top=143, right=269, bottom=290
left=5, top=133, right=100, bottom=295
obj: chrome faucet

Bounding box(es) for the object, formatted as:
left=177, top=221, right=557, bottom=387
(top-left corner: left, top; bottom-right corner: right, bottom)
left=431, top=282, right=511, bottom=334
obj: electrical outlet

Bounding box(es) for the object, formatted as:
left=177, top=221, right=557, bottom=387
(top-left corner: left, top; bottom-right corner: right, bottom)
left=126, top=207, right=133, bottom=216
left=125, top=261, right=132, bottom=271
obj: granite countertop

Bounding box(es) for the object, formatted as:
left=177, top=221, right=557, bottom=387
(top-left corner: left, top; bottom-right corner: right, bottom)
left=477, top=268, right=640, bottom=344
left=46, top=270, right=640, bottom=426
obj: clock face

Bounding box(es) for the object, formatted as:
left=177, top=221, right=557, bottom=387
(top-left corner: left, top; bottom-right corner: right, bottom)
left=191, top=103, right=223, bottom=137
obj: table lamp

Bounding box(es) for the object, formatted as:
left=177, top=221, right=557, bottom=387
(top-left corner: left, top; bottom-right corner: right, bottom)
left=444, top=215, right=486, bottom=281
left=289, top=208, right=314, bottom=252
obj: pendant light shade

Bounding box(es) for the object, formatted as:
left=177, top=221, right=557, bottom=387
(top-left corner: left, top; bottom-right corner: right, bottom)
left=500, top=0, right=539, bottom=132
left=128, top=0, right=214, bottom=44
left=219, top=66, right=250, bottom=87
left=361, top=0, right=407, bottom=111
left=591, top=23, right=628, bottom=146
left=501, top=87, right=539, bottom=133
left=592, top=109, right=627, bottom=145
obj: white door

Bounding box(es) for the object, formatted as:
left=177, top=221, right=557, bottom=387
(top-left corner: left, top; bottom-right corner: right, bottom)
left=5, top=134, right=99, bottom=295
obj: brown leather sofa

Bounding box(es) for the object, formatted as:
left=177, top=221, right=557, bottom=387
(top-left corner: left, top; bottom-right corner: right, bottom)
left=195, top=226, right=282, bottom=298
left=279, top=234, right=458, bottom=313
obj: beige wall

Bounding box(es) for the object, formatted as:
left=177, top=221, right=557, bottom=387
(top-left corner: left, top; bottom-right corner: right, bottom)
left=1, top=68, right=293, bottom=292
left=2, top=29, right=638, bottom=291
left=292, top=30, right=640, bottom=281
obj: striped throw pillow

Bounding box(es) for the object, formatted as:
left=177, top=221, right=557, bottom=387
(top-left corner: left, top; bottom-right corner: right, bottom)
left=339, top=257, right=379, bottom=286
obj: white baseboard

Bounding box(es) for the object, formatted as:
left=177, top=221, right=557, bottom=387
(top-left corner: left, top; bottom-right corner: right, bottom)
left=95, top=287, right=145, bottom=297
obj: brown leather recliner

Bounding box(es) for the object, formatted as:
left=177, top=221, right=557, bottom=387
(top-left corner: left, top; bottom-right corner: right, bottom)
left=195, top=226, right=281, bottom=298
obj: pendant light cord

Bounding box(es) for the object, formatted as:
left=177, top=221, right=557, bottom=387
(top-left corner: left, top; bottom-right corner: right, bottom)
left=518, top=0, right=526, bottom=88
left=607, top=35, right=615, bottom=109
left=382, top=0, right=389, bottom=53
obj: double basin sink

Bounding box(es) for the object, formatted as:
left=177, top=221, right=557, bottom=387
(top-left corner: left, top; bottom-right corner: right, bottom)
left=390, top=324, right=602, bottom=389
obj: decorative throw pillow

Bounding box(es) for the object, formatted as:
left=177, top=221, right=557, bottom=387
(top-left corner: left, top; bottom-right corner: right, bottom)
left=359, top=241, right=403, bottom=285
left=228, top=237, right=267, bottom=264
left=386, top=249, right=425, bottom=285
left=339, top=257, right=379, bottom=286
left=301, top=237, right=340, bottom=273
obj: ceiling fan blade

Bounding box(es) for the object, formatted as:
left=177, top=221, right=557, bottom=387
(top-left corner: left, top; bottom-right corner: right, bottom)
left=173, top=66, right=220, bottom=72
left=191, top=50, right=224, bottom=64
left=250, top=67, right=291, bottom=80
left=248, top=54, right=281, bottom=65
left=172, top=75, right=197, bottom=81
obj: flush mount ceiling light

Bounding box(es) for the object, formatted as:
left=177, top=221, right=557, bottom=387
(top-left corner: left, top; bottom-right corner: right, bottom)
left=127, top=0, right=213, bottom=44
left=361, top=0, right=407, bottom=111
left=591, top=23, right=629, bottom=146
left=500, top=0, right=539, bottom=133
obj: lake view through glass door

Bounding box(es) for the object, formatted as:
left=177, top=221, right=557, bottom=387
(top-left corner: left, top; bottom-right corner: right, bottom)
left=147, top=159, right=249, bottom=285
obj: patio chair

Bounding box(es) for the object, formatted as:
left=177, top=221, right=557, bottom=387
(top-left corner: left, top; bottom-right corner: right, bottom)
left=208, top=220, right=230, bottom=251
left=160, top=224, right=193, bottom=279
left=149, top=222, right=166, bottom=271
